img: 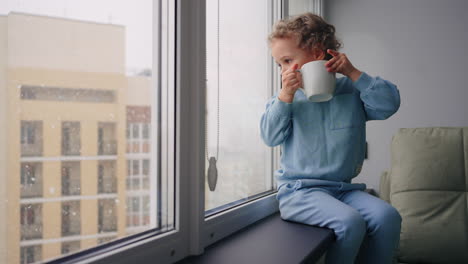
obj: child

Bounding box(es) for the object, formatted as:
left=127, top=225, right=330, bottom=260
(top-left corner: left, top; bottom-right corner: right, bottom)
left=260, top=13, right=401, bottom=264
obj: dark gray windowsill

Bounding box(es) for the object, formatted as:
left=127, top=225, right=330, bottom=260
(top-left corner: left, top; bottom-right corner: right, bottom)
left=177, top=212, right=335, bottom=264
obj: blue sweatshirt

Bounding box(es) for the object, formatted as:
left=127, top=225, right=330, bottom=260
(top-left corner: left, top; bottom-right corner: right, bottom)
left=260, top=72, right=400, bottom=191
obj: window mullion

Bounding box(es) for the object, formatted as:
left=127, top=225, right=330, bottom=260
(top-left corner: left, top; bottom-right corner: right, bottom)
left=176, top=0, right=207, bottom=257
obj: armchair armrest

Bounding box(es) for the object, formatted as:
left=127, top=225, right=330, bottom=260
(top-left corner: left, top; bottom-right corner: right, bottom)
left=379, top=170, right=390, bottom=203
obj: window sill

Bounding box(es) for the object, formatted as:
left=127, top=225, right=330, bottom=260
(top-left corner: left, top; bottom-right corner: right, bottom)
left=177, top=212, right=335, bottom=264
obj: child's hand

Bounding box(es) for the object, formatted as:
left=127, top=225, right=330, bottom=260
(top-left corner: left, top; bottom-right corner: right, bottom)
left=278, top=64, right=301, bottom=103
left=325, top=49, right=362, bottom=82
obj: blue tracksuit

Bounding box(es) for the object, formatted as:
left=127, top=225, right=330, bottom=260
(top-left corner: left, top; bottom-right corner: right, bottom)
left=260, top=72, right=402, bottom=264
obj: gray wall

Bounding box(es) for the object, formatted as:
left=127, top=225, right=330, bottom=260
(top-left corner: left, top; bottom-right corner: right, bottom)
left=325, top=0, right=468, bottom=191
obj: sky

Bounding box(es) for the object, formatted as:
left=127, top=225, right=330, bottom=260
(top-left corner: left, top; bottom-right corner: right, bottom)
left=0, top=0, right=153, bottom=73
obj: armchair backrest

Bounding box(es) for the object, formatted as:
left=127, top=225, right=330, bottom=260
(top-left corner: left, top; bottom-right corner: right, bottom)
left=384, top=127, right=468, bottom=263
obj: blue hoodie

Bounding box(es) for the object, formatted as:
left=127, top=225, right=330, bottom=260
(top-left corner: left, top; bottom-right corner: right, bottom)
left=260, top=72, right=400, bottom=191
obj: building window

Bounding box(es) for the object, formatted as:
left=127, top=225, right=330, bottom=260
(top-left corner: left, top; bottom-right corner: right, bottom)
left=126, top=159, right=150, bottom=191
left=98, top=199, right=117, bottom=233
left=126, top=124, right=131, bottom=140
left=20, top=121, right=43, bottom=157
left=62, top=122, right=81, bottom=156
left=20, top=245, right=42, bottom=264
left=20, top=85, right=116, bottom=103
left=20, top=204, right=42, bottom=240
left=20, top=163, right=43, bottom=198
left=98, top=122, right=117, bottom=155
left=61, top=201, right=81, bottom=236
left=61, top=162, right=81, bottom=196
left=97, top=236, right=117, bottom=245
left=127, top=196, right=140, bottom=227
left=142, top=159, right=150, bottom=187
left=142, top=123, right=150, bottom=139
left=132, top=159, right=140, bottom=175
left=20, top=163, right=35, bottom=186
left=126, top=195, right=150, bottom=231
left=98, top=161, right=117, bottom=194
left=61, top=241, right=81, bottom=255
left=21, top=123, right=35, bottom=145
left=132, top=124, right=139, bottom=139
left=126, top=106, right=151, bottom=153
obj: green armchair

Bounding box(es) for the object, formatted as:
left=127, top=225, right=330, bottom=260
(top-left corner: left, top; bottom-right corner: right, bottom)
left=380, top=127, right=468, bottom=264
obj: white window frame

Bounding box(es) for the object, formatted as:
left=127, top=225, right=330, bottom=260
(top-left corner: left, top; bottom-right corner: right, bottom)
left=49, top=0, right=324, bottom=263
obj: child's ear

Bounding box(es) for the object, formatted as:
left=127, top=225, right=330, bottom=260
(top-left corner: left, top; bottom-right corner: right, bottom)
left=311, top=47, right=326, bottom=60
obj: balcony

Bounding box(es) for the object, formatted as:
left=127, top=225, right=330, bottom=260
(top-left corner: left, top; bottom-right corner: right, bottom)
left=62, top=221, right=81, bottom=237
left=20, top=184, right=43, bottom=198
left=62, top=178, right=81, bottom=196
left=21, top=143, right=43, bottom=157
left=98, top=177, right=117, bottom=194
left=21, top=224, right=43, bottom=240
left=62, top=143, right=81, bottom=156
left=98, top=140, right=117, bottom=155
left=98, top=221, right=117, bottom=233
left=62, top=202, right=81, bottom=236
left=62, top=122, right=81, bottom=156
left=98, top=199, right=117, bottom=233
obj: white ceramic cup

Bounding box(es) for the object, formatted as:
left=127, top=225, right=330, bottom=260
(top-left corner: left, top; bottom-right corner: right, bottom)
left=298, top=60, right=336, bottom=102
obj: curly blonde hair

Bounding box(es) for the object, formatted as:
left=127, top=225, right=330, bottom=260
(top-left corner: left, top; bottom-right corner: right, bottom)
left=268, top=13, right=342, bottom=60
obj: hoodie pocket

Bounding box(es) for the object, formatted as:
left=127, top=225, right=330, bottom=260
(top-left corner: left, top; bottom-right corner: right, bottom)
left=329, top=93, right=361, bottom=130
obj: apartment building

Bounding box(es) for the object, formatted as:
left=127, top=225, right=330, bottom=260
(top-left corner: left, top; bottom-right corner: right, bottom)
left=0, top=13, right=153, bottom=264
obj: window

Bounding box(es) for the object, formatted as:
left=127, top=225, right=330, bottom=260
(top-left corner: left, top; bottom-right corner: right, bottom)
left=20, top=245, right=42, bottom=264
left=127, top=122, right=151, bottom=153
left=20, top=122, right=36, bottom=145
left=20, top=204, right=42, bottom=240
left=98, top=199, right=117, bottom=233
left=20, top=121, right=43, bottom=156
left=61, top=122, right=81, bottom=156
left=142, top=123, right=150, bottom=139
left=127, top=159, right=147, bottom=191
left=20, top=85, right=116, bottom=103
left=204, top=0, right=277, bottom=214
left=20, top=163, right=35, bottom=186
left=20, top=163, right=43, bottom=198
left=132, top=124, right=139, bottom=140
left=61, top=201, right=81, bottom=236
left=97, top=236, right=117, bottom=245
left=126, top=195, right=150, bottom=232
left=2, top=0, right=171, bottom=263
left=98, top=122, right=117, bottom=155
left=3, top=0, right=294, bottom=263
left=61, top=162, right=81, bottom=196
left=98, top=161, right=117, bottom=194
left=61, top=241, right=80, bottom=255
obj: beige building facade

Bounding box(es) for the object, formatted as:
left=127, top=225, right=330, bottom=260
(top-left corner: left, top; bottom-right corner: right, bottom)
left=0, top=13, right=152, bottom=264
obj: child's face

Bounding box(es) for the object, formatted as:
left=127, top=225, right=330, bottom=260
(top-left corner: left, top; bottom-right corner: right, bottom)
left=271, top=37, right=324, bottom=74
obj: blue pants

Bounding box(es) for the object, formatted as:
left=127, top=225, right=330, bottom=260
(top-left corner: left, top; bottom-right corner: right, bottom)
left=277, top=182, right=401, bottom=264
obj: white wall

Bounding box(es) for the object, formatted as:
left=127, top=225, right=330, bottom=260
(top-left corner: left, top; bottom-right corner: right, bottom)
left=325, top=0, right=468, bottom=191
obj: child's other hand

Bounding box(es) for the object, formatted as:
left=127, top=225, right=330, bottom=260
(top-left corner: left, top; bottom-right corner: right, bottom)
left=278, top=64, right=301, bottom=103
left=325, top=49, right=362, bottom=82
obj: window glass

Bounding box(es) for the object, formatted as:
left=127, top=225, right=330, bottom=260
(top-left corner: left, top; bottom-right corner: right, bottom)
left=1, top=1, right=174, bottom=263
left=142, top=124, right=150, bottom=139
left=205, top=0, right=275, bottom=214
